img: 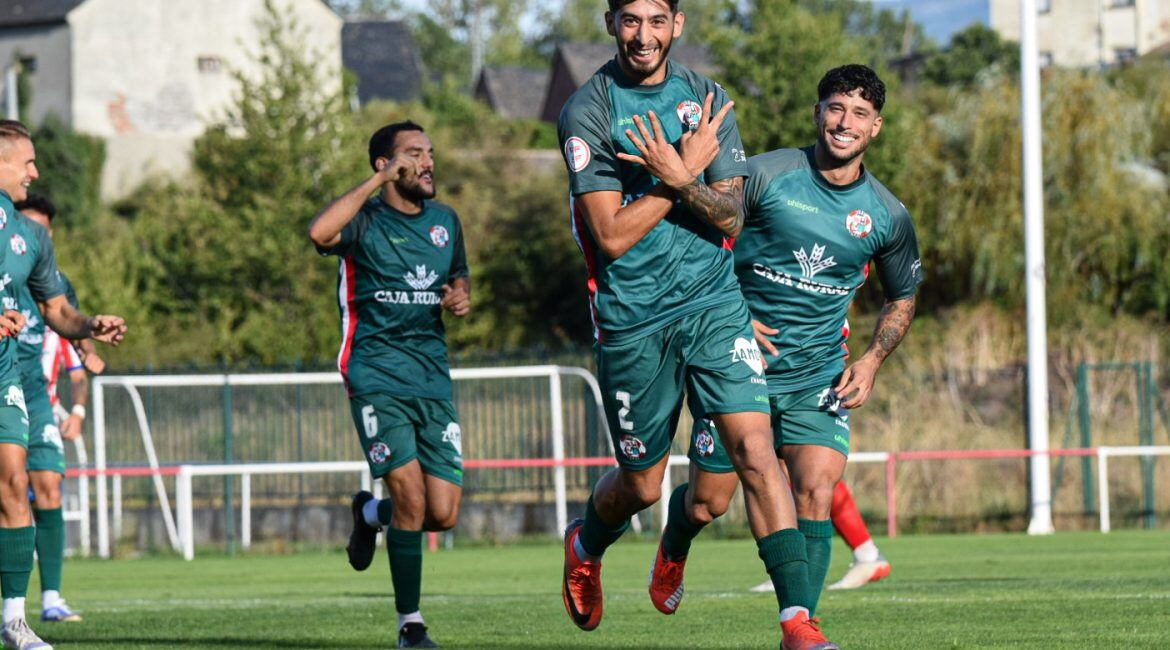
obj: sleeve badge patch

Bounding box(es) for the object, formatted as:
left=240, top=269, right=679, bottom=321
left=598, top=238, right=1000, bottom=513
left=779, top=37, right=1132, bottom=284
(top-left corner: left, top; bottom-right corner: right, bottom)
left=564, top=137, right=592, bottom=173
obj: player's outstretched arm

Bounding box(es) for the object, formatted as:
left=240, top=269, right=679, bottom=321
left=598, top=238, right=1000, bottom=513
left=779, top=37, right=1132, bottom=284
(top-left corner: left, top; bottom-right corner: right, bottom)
left=40, top=295, right=127, bottom=345
left=834, top=295, right=916, bottom=409
left=308, top=159, right=413, bottom=248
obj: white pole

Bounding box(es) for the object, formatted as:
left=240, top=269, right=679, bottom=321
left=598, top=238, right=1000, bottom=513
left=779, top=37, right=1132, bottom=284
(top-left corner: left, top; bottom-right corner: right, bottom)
left=1097, top=449, right=1111, bottom=533
left=4, top=65, right=17, bottom=120
left=1021, top=0, right=1054, bottom=536
left=241, top=473, right=251, bottom=551
left=112, top=475, right=122, bottom=542
left=94, top=383, right=110, bottom=558
left=178, top=469, right=194, bottom=561
left=550, top=371, right=568, bottom=535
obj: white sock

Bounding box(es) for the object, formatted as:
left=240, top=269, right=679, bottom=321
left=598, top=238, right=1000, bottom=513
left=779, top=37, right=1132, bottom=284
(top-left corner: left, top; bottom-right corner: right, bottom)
left=779, top=606, right=808, bottom=623
left=853, top=539, right=880, bottom=563
left=2, top=598, right=25, bottom=624
left=41, top=590, right=62, bottom=610
left=362, top=498, right=382, bottom=529
left=573, top=536, right=601, bottom=563
left=398, top=611, right=424, bottom=628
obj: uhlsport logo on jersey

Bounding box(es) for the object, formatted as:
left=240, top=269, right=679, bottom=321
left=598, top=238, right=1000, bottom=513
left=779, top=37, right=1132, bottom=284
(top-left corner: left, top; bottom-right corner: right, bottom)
left=405, top=264, right=438, bottom=291
left=429, top=225, right=449, bottom=248
left=619, top=434, right=647, bottom=460
left=730, top=337, right=764, bottom=376
left=564, top=136, right=591, bottom=173
left=369, top=442, right=391, bottom=464
left=9, top=234, right=26, bottom=255
left=676, top=100, right=703, bottom=131
left=846, top=210, right=873, bottom=239
left=442, top=422, right=462, bottom=455
left=693, top=424, right=716, bottom=458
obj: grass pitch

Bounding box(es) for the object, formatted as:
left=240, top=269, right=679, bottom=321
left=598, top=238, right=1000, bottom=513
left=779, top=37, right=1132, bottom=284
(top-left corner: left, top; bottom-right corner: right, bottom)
left=36, top=530, right=1170, bottom=648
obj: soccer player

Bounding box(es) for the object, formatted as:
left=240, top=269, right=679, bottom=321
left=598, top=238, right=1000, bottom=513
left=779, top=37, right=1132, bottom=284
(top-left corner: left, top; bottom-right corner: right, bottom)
left=15, top=194, right=97, bottom=623
left=751, top=480, right=892, bottom=592
left=557, top=2, right=836, bottom=648
left=0, top=120, right=127, bottom=650
left=693, top=64, right=922, bottom=617
left=309, top=121, right=470, bottom=649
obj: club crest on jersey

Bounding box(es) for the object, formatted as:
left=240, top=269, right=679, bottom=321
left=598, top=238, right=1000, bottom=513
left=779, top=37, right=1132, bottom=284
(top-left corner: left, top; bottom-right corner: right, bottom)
left=619, top=434, right=647, bottom=460
left=429, top=225, right=449, bottom=248
left=9, top=234, right=25, bottom=255
left=564, top=136, right=591, bottom=172
left=846, top=210, right=873, bottom=239
left=369, top=442, right=391, bottom=464
left=730, top=337, right=764, bottom=376
left=676, top=100, right=703, bottom=131
left=694, top=425, right=716, bottom=458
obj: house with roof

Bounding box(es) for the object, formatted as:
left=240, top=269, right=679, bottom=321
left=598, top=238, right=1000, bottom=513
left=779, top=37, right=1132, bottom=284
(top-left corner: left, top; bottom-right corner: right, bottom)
left=539, top=41, right=714, bottom=123
left=342, top=19, right=425, bottom=106
left=474, top=65, right=549, bottom=121
left=0, top=0, right=342, bottom=198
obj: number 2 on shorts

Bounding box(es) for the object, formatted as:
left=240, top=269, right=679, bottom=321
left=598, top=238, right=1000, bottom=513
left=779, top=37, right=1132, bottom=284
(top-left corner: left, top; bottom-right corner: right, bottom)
left=361, top=404, right=378, bottom=438
left=615, top=391, right=633, bottom=431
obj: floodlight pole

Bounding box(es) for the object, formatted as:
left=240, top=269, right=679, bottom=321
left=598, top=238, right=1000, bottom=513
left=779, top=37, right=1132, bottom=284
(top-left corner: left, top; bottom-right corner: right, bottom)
left=4, top=64, right=18, bottom=120
left=1021, top=0, right=1054, bottom=535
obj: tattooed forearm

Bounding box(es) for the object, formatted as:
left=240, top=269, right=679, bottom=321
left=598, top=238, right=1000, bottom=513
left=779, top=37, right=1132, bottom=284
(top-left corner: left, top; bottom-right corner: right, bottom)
left=676, top=176, right=745, bottom=237
left=866, top=296, right=916, bottom=364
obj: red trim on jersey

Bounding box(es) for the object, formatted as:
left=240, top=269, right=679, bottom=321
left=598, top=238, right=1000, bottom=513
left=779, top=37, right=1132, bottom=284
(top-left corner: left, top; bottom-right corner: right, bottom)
left=570, top=197, right=604, bottom=342
left=723, top=236, right=735, bottom=250
left=336, top=256, right=359, bottom=393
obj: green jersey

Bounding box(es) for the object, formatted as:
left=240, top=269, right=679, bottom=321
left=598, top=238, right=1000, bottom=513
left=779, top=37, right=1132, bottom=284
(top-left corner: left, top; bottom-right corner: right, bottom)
left=0, top=193, right=33, bottom=389
left=318, top=196, right=469, bottom=400
left=737, top=147, right=923, bottom=394
left=558, top=59, right=748, bottom=343
left=11, top=214, right=67, bottom=386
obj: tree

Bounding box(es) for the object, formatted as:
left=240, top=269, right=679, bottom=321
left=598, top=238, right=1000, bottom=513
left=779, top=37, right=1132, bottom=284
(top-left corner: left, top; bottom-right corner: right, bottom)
left=922, top=24, right=1018, bottom=88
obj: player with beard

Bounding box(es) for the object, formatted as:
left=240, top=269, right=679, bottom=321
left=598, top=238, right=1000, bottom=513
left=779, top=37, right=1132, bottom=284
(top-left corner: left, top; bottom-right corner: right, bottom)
left=558, top=2, right=836, bottom=648
left=309, top=121, right=470, bottom=649
left=687, top=64, right=922, bottom=622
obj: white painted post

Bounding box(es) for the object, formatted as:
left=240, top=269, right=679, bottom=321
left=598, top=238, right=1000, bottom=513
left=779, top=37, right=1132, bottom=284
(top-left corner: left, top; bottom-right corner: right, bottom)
left=112, top=475, right=122, bottom=542
left=1097, top=449, right=1111, bottom=533
left=93, top=382, right=109, bottom=558
left=360, top=468, right=372, bottom=493
left=1021, top=0, right=1054, bottom=536
left=550, top=370, right=568, bottom=535
left=241, top=474, right=251, bottom=551
left=177, top=468, right=194, bottom=561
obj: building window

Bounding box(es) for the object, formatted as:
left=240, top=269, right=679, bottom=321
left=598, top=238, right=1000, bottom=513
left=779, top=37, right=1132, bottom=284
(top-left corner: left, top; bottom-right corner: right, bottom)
left=197, top=56, right=222, bottom=74
left=1038, top=0, right=1051, bottom=13
left=1038, top=51, right=1054, bottom=68
left=1110, top=0, right=1136, bottom=7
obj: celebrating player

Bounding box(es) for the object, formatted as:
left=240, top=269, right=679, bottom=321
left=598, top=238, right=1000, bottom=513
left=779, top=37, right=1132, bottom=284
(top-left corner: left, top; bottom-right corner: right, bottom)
left=15, top=194, right=100, bottom=624
left=0, top=120, right=127, bottom=650
left=309, top=121, right=470, bottom=649
left=692, top=64, right=922, bottom=618
left=557, top=2, right=837, bottom=648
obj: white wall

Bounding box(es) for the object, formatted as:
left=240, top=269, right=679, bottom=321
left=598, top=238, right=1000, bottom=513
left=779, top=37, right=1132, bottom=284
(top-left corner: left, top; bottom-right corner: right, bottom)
left=992, top=0, right=1170, bottom=68
left=66, top=0, right=341, bottom=197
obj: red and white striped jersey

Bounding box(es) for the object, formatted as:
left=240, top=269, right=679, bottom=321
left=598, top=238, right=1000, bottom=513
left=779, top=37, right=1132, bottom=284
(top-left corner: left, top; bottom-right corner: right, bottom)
left=42, top=329, right=83, bottom=408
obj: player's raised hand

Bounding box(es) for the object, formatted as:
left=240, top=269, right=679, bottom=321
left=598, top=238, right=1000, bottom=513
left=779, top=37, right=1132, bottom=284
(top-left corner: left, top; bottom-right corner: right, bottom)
left=89, top=315, right=128, bottom=346
left=834, top=355, right=881, bottom=409
left=679, top=93, right=734, bottom=176
left=751, top=319, right=779, bottom=369
left=440, top=284, right=470, bottom=317
left=375, top=155, right=418, bottom=184
left=616, top=111, right=695, bottom=188
left=0, top=310, right=25, bottom=338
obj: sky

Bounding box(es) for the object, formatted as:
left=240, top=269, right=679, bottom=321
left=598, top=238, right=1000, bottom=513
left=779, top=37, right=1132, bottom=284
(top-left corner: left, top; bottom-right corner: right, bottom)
left=391, top=0, right=991, bottom=47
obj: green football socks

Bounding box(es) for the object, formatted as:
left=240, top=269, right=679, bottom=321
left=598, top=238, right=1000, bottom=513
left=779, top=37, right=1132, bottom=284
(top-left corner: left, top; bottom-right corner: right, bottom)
left=661, top=483, right=706, bottom=560
left=0, top=527, right=35, bottom=599
left=386, top=528, right=423, bottom=614
left=578, top=495, right=629, bottom=559
left=798, top=518, right=833, bottom=616
left=33, top=508, right=65, bottom=593
left=756, top=528, right=813, bottom=614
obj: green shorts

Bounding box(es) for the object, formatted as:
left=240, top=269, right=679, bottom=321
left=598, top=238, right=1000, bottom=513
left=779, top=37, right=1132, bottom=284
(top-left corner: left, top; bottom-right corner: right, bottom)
left=26, top=382, right=65, bottom=474
left=0, top=381, right=29, bottom=447
left=597, top=300, right=769, bottom=472
left=348, top=393, right=463, bottom=486
left=769, top=380, right=851, bottom=457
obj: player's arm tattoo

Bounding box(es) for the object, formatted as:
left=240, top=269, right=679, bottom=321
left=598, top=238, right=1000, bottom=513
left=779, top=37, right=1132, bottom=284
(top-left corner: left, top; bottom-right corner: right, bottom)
left=866, top=296, right=916, bottom=364
left=675, top=176, right=745, bottom=237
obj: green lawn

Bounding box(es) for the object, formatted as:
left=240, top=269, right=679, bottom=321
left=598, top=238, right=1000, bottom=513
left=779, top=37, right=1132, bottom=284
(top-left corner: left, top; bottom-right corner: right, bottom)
left=35, top=530, right=1170, bottom=648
